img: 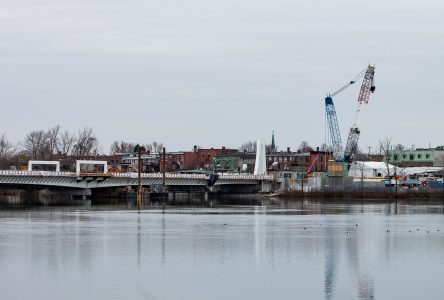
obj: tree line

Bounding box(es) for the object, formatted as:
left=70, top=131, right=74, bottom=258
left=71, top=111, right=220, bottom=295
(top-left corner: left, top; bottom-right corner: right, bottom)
left=109, top=141, right=165, bottom=155
left=0, top=126, right=99, bottom=169
left=0, top=125, right=165, bottom=169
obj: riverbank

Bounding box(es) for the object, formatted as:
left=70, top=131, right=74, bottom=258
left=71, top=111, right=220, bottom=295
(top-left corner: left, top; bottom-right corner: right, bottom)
left=278, top=190, right=444, bottom=200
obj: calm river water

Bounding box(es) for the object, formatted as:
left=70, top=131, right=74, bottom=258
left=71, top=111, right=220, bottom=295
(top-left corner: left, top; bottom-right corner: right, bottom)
left=1, top=200, right=444, bottom=300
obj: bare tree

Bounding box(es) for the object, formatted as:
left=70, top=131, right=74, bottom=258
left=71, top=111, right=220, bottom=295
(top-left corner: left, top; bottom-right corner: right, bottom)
left=298, top=141, right=312, bottom=152
left=380, top=137, right=392, bottom=176
left=146, top=141, right=163, bottom=153
left=151, top=141, right=159, bottom=153
left=59, top=130, right=76, bottom=155
left=264, top=144, right=274, bottom=154
left=47, top=125, right=61, bottom=159
left=394, top=143, right=405, bottom=151
left=379, top=137, right=402, bottom=193
left=110, top=140, right=135, bottom=154
left=74, top=127, right=98, bottom=156
left=239, top=140, right=257, bottom=152
left=155, top=142, right=164, bottom=153
left=320, top=143, right=332, bottom=152
left=110, top=141, right=121, bottom=154
left=0, top=133, right=16, bottom=169
left=23, top=130, right=50, bottom=160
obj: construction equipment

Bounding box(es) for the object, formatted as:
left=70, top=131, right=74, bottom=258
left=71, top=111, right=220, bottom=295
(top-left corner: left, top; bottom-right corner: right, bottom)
left=325, top=65, right=376, bottom=162
left=307, top=152, right=320, bottom=174
left=343, top=65, right=375, bottom=161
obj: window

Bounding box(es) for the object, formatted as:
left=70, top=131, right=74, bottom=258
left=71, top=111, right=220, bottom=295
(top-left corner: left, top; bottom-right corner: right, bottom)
left=394, top=155, right=399, bottom=160
left=418, top=154, right=422, bottom=159
left=426, top=154, right=430, bottom=159
left=403, top=155, right=407, bottom=159
left=410, top=154, right=414, bottom=160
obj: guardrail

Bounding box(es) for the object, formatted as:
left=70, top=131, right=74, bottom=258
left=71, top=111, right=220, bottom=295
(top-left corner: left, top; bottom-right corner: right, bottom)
left=109, top=172, right=208, bottom=179
left=0, top=170, right=274, bottom=180
left=0, top=171, right=77, bottom=177
left=218, top=174, right=274, bottom=180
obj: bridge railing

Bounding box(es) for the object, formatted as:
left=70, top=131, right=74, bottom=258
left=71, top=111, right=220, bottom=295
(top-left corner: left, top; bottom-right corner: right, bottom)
left=0, top=170, right=274, bottom=180
left=109, top=172, right=208, bottom=179
left=218, top=174, right=274, bottom=180
left=0, top=170, right=77, bottom=177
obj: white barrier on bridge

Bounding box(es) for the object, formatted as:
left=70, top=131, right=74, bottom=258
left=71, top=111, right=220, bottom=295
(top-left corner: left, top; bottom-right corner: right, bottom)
left=76, top=160, right=108, bottom=175
left=28, top=161, right=61, bottom=172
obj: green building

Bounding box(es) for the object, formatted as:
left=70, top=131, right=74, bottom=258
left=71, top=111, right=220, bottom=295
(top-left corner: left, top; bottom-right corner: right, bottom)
left=386, top=148, right=434, bottom=167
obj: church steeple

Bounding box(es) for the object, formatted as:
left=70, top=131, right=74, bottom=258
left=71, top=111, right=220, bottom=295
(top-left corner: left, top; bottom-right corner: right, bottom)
left=271, top=131, right=276, bottom=153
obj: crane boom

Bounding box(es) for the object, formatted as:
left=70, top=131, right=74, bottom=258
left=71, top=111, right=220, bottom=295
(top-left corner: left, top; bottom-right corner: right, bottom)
left=325, top=96, right=343, bottom=160
left=325, top=68, right=366, bottom=161
left=343, top=65, right=375, bottom=161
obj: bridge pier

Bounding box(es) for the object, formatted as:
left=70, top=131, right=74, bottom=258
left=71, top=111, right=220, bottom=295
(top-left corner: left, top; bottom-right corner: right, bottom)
left=0, top=188, right=24, bottom=206
left=37, top=188, right=91, bottom=206
left=0, top=187, right=91, bottom=206
left=168, top=191, right=176, bottom=202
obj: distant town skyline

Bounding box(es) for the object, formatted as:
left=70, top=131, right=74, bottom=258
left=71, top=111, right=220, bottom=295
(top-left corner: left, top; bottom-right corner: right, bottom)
left=1, top=0, right=443, bottom=152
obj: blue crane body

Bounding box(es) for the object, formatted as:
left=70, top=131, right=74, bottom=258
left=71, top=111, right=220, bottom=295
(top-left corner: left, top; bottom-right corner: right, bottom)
left=324, top=65, right=375, bottom=162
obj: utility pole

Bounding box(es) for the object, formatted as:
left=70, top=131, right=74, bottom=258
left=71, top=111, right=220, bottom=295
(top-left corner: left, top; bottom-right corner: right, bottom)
left=162, top=147, right=166, bottom=192
left=301, top=158, right=307, bottom=193
left=440, top=156, right=444, bottom=198
left=135, top=144, right=146, bottom=212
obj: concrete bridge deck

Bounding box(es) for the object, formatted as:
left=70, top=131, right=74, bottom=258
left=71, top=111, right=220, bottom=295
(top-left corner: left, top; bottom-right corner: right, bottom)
left=0, top=171, right=274, bottom=190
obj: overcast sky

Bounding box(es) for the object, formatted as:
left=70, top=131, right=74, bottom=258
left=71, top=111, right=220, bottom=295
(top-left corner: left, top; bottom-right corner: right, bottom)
left=0, top=0, right=443, bottom=153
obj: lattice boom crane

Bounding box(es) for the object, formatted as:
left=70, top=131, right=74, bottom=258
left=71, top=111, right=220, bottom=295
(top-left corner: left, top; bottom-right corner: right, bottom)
left=343, top=65, right=375, bottom=161
left=324, top=65, right=375, bottom=162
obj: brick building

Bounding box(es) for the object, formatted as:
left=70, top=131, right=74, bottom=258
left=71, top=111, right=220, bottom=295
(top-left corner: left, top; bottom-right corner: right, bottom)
left=159, top=152, right=185, bottom=172
left=266, top=147, right=332, bottom=173
left=160, top=146, right=238, bottom=172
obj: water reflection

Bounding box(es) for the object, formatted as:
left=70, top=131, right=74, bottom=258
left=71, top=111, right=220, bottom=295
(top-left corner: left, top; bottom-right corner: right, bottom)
left=137, top=215, right=141, bottom=269
left=0, top=201, right=443, bottom=300
left=161, top=214, right=165, bottom=265
left=324, top=222, right=337, bottom=300
left=254, top=206, right=261, bottom=266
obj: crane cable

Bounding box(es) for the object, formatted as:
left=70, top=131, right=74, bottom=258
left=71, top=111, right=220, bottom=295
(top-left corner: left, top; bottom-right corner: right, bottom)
left=330, top=67, right=367, bottom=97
